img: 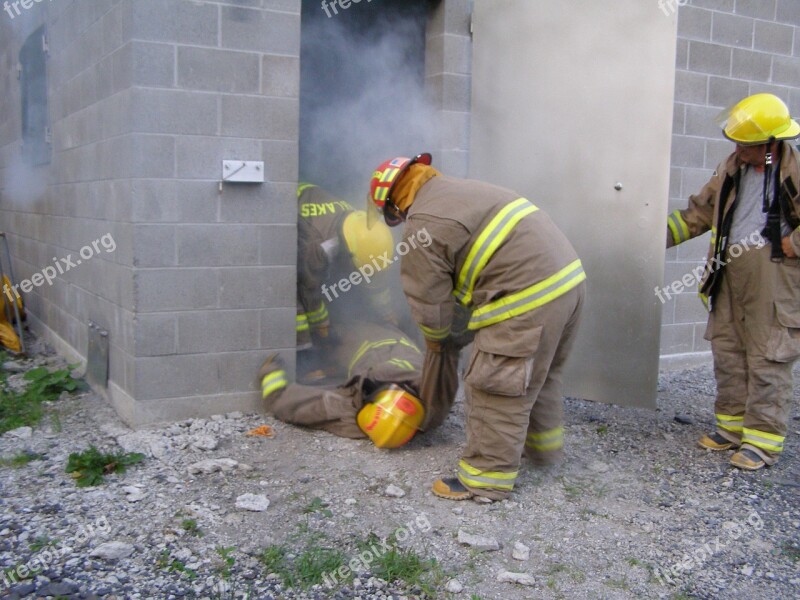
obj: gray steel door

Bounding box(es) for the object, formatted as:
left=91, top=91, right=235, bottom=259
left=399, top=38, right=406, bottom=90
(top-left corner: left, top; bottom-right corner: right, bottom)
left=469, top=0, right=678, bottom=408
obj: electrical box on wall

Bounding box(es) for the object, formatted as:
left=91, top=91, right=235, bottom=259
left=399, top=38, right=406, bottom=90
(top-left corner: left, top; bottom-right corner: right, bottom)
left=221, top=160, right=265, bottom=183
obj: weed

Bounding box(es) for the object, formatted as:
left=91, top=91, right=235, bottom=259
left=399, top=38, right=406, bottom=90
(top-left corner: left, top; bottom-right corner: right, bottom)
left=626, top=557, right=643, bottom=567
left=0, top=363, right=82, bottom=434
left=65, top=445, right=145, bottom=487
left=156, top=549, right=197, bottom=580
left=781, top=540, right=800, bottom=562
left=29, top=535, right=57, bottom=552
left=303, top=497, right=333, bottom=518
left=605, top=575, right=629, bottom=590
left=181, top=519, right=203, bottom=537
left=215, top=546, right=236, bottom=580
left=596, top=424, right=608, bottom=435
left=0, top=450, right=45, bottom=468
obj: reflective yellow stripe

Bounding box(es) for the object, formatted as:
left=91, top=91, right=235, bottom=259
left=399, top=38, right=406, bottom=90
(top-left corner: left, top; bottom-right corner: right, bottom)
left=455, top=198, right=539, bottom=305
left=381, top=168, right=399, bottom=183
left=525, top=426, right=564, bottom=451
left=261, top=370, right=288, bottom=399
left=307, top=303, right=328, bottom=325
left=387, top=358, right=416, bottom=371
left=469, top=260, right=586, bottom=330
left=699, top=292, right=709, bottom=310
left=742, top=427, right=784, bottom=453
left=375, top=186, right=389, bottom=202
left=347, top=338, right=416, bottom=377
left=297, top=183, right=316, bottom=197
left=667, top=210, right=690, bottom=245
left=296, top=314, right=309, bottom=333
left=419, top=323, right=451, bottom=341
left=716, top=413, right=743, bottom=433
left=457, top=460, right=517, bottom=491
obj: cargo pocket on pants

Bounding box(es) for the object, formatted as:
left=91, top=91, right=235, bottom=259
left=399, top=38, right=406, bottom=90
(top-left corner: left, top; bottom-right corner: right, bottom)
left=463, top=324, right=542, bottom=397
left=766, top=302, right=800, bottom=363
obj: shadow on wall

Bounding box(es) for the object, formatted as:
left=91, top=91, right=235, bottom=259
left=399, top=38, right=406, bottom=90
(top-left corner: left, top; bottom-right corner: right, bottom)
left=299, top=0, right=440, bottom=203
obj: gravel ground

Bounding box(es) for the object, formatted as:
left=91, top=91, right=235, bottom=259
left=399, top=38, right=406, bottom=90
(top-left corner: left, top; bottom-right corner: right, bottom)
left=0, top=337, right=798, bottom=600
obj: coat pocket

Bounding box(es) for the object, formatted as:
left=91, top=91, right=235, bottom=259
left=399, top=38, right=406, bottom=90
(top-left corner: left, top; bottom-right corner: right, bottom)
left=463, top=325, right=542, bottom=396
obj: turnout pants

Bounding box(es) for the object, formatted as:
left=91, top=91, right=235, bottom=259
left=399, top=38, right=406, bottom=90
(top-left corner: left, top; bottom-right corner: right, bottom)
left=456, top=283, right=585, bottom=500
left=707, top=246, right=799, bottom=465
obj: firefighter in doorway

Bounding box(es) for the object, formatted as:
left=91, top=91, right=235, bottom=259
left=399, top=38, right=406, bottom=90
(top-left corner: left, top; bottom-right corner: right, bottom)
left=367, top=154, right=586, bottom=501
left=295, top=183, right=395, bottom=375
left=666, top=93, right=800, bottom=470
left=258, top=321, right=450, bottom=447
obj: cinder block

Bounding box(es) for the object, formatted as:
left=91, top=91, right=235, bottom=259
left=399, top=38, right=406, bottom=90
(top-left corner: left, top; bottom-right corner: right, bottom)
left=670, top=166, right=682, bottom=198
left=176, top=224, right=260, bottom=267
left=436, top=149, right=469, bottom=179
left=731, top=48, right=771, bottom=81
left=176, top=182, right=221, bottom=223
left=131, top=41, right=175, bottom=87
left=133, top=353, right=222, bottom=400
left=221, top=96, right=299, bottom=140
left=261, top=55, right=300, bottom=98
left=776, top=0, right=800, bottom=26
left=659, top=323, right=695, bottom=355
left=440, top=73, right=471, bottom=112
left=711, top=12, right=754, bottom=48
left=221, top=7, right=300, bottom=55
left=177, top=47, right=260, bottom=93
left=132, top=180, right=180, bottom=223
left=101, top=2, right=127, bottom=56
left=670, top=136, right=706, bottom=168
left=754, top=21, right=794, bottom=55
left=673, top=104, right=685, bottom=135
left=771, top=55, right=800, bottom=87
left=693, top=324, right=712, bottom=352
left=129, top=0, right=219, bottom=46
left=177, top=310, right=261, bottom=353
left=131, top=89, right=217, bottom=136
left=175, top=136, right=262, bottom=180
left=735, top=0, right=776, bottom=20
left=134, top=224, right=177, bottom=267
left=135, top=268, right=219, bottom=311
left=130, top=135, right=176, bottom=179
left=259, top=307, right=296, bottom=349
left=676, top=233, right=711, bottom=261
left=676, top=38, right=689, bottom=69
left=259, top=225, right=297, bottom=267
left=674, top=70, right=709, bottom=103
left=686, top=104, right=723, bottom=138
left=219, top=182, right=296, bottom=224
left=218, top=266, right=295, bottom=309
left=679, top=6, right=712, bottom=41
left=688, top=41, right=732, bottom=76
left=706, top=139, right=733, bottom=169
left=708, top=76, right=750, bottom=107
left=675, top=290, right=710, bottom=324
left=217, top=349, right=295, bottom=394
left=261, top=140, right=299, bottom=183
left=440, top=110, right=470, bottom=151
left=425, top=34, right=444, bottom=77
left=428, top=0, right=471, bottom=36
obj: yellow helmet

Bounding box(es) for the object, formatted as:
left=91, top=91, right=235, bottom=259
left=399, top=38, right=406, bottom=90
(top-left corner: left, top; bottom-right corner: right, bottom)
left=357, top=384, right=424, bottom=448
left=341, top=211, right=394, bottom=271
left=717, top=93, right=800, bottom=145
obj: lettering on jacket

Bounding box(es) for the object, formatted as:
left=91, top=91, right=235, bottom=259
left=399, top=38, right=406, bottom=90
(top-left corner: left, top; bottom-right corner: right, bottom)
left=300, top=201, right=353, bottom=218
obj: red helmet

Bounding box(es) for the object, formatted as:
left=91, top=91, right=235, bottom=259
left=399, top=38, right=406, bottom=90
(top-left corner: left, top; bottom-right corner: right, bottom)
left=368, top=153, right=431, bottom=226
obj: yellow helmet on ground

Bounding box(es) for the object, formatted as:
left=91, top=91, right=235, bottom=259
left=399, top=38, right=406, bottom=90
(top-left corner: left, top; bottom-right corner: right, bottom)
left=357, top=384, right=424, bottom=448
left=341, top=211, right=394, bottom=271
left=717, top=93, right=800, bottom=145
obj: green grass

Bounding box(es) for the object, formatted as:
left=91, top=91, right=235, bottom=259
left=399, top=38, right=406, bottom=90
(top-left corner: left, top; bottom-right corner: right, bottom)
left=29, top=535, right=57, bottom=552
left=215, top=546, right=236, bottom=580
left=65, top=445, right=145, bottom=487
left=181, top=518, right=203, bottom=537
left=258, top=543, right=346, bottom=589
left=0, top=363, right=83, bottom=434
left=156, top=549, right=197, bottom=580
left=0, top=450, right=45, bottom=468
left=302, top=496, right=333, bottom=518
left=781, top=540, right=800, bottom=562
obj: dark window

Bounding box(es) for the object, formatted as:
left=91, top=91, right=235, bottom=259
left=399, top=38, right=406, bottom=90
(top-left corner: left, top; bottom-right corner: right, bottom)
left=19, top=26, right=50, bottom=166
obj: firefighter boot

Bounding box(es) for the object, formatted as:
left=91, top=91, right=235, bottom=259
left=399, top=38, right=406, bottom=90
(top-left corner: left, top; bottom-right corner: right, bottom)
left=432, top=478, right=473, bottom=501
left=258, top=353, right=281, bottom=381
left=730, top=448, right=766, bottom=471
left=697, top=432, right=739, bottom=451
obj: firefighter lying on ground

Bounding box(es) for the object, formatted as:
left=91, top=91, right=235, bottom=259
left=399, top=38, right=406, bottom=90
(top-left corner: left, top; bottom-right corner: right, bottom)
left=666, top=93, right=800, bottom=471
left=367, top=153, right=586, bottom=501
left=258, top=321, right=456, bottom=447
left=295, top=183, right=396, bottom=375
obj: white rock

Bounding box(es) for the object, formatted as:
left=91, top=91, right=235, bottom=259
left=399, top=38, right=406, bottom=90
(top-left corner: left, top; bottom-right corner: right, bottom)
left=122, top=486, right=146, bottom=502
left=344, top=498, right=357, bottom=505
left=496, top=571, right=535, bottom=586
left=445, top=579, right=464, bottom=593
left=187, top=458, right=239, bottom=474
left=588, top=461, right=609, bottom=473
left=742, top=564, right=754, bottom=576
left=457, top=530, right=500, bottom=552
left=6, top=426, right=33, bottom=439
left=191, top=434, right=218, bottom=451
left=235, top=494, right=270, bottom=512
left=512, top=542, right=530, bottom=561
left=90, top=541, right=135, bottom=560
left=385, top=484, right=406, bottom=498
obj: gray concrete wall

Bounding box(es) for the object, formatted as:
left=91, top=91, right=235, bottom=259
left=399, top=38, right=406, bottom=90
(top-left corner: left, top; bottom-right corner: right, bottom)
left=662, top=0, right=800, bottom=367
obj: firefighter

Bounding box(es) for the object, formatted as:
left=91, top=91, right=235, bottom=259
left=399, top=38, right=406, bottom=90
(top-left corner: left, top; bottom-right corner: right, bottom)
left=666, top=93, right=800, bottom=470
left=367, top=154, right=586, bottom=501
left=258, top=321, right=437, bottom=447
left=295, top=183, right=395, bottom=374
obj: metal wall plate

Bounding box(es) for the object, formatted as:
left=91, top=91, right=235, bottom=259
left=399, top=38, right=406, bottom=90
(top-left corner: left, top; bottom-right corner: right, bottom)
left=86, top=321, right=109, bottom=389
left=222, top=160, right=265, bottom=183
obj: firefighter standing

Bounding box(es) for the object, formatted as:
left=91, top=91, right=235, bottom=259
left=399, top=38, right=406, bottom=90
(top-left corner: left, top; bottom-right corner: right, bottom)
left=295, top=183, right=395, bottom=372
left=367, top=154, right=586, bottom=501
left=666, top=93, right=800, bottom=470
left=259, top=321, right=439, bottom=447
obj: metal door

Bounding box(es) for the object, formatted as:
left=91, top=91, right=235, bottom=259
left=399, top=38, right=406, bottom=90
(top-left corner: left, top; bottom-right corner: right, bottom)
left=470, top=1, right=678, bottom=408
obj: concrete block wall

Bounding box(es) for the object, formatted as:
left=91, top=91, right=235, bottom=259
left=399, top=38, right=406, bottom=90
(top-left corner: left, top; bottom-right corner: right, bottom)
left=425, top=0, right=472, bottom=178
left=662, top=0, right=800, bottom=364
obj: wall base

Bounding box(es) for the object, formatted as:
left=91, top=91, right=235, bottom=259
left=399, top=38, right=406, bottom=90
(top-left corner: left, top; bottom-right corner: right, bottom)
left=659, top=351, right=713, bottom=371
